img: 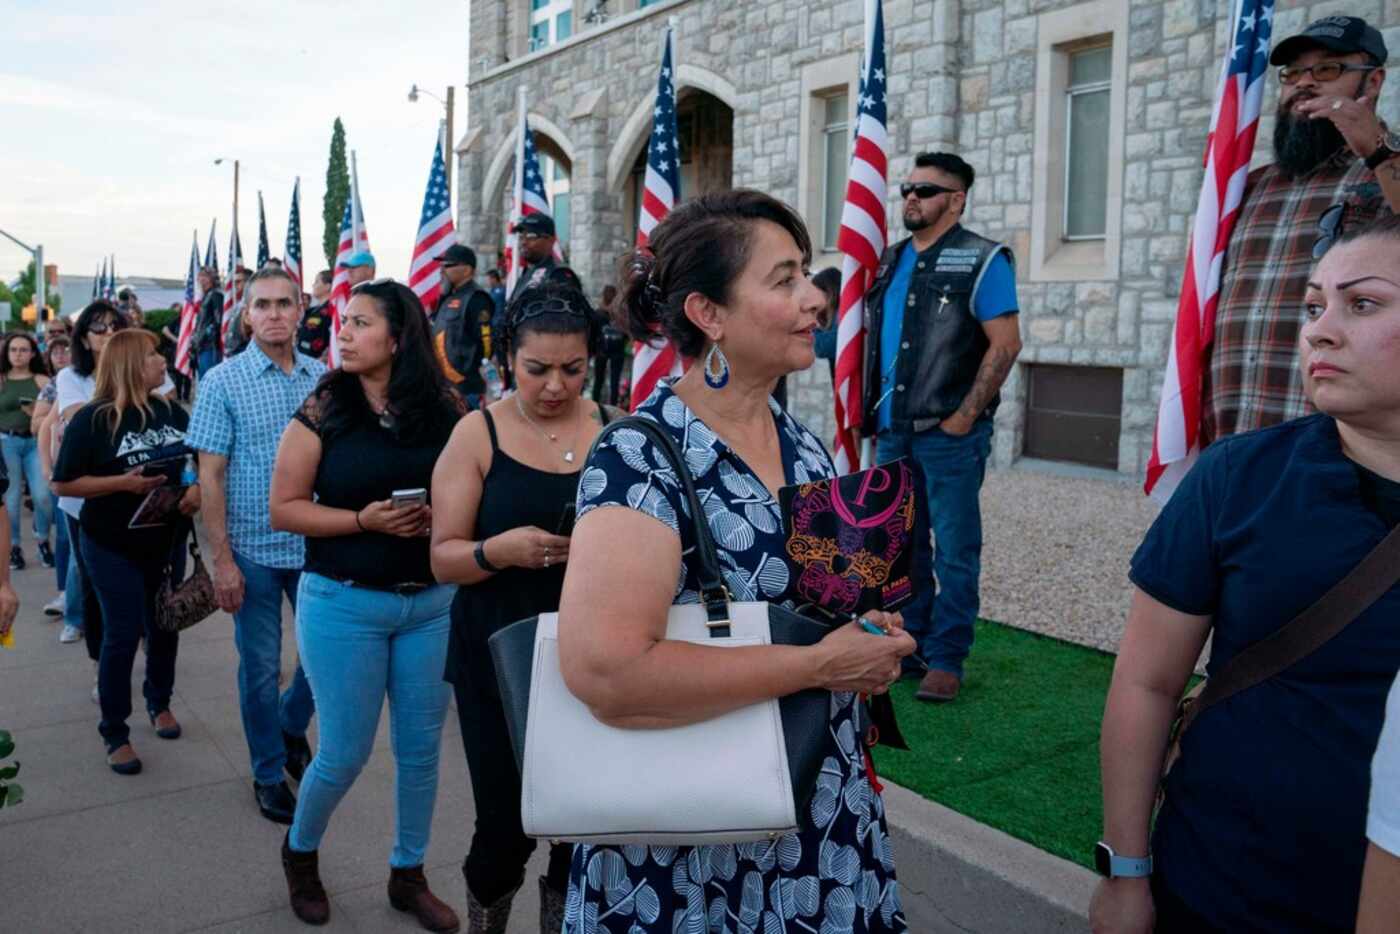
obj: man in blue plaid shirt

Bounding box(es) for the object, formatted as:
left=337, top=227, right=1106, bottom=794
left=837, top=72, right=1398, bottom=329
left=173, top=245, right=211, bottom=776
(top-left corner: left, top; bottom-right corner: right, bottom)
left=187, top=266, right=326, bottom=825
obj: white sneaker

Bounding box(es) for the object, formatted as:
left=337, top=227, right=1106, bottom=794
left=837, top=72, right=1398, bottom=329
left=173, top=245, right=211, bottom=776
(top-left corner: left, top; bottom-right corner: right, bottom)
left=43, top=595, right=64, bottom=617
left=59, top=623, right=83, bottom=644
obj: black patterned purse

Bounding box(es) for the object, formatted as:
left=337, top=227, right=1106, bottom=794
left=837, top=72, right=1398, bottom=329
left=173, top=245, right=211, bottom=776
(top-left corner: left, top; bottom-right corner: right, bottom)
left=154, top=528, right=218, bottom=633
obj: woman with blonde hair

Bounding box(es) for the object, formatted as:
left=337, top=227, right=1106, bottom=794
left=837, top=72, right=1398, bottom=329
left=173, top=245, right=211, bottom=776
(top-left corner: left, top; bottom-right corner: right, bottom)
left=52, top=329, right=200, bottom=775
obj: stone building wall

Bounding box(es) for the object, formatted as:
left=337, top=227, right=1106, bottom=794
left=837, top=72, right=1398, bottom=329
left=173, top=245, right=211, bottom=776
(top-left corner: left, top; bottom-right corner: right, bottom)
left=461, top=0, right=1400, bottom=477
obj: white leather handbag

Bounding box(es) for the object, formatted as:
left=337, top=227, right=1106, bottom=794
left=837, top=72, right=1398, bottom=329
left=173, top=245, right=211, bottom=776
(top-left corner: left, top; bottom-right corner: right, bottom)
left=488, top=417, right=833, bottom=845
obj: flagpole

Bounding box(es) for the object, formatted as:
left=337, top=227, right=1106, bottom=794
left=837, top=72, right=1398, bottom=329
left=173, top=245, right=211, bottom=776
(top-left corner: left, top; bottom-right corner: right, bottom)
left=350, top=150, right=364, bottom=249
left=506, top=87, right=528, bottom=292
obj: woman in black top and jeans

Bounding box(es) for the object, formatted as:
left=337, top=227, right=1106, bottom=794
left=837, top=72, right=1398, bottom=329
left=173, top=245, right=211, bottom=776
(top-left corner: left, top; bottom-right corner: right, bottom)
left=270, top=279, right=464, bottom=933
left=431, top=283, right=619, bottom=934
left=51, top=330, right=199, bottom=775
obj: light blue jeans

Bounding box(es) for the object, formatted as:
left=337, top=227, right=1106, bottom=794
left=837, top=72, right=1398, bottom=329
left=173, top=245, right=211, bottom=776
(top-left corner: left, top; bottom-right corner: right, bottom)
left=288, top=573, right=454, bottom=868
left=1, top=433, right=51, bottom=547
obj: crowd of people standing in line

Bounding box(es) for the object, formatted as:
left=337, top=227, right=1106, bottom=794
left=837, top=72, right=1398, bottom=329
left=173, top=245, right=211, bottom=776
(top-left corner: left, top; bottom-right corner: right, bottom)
left=4, top=16, right=1400, bottom=932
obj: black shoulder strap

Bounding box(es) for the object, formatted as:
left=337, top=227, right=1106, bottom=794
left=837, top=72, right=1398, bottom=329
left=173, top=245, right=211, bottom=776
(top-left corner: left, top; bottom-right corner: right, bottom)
left=1180, top=521, right=1400, bottom=736
left=585, top=416, right=732, bottom=637
left=597, top=403, right=613, bottom=427
left=481, top=407, right=499, bottom=452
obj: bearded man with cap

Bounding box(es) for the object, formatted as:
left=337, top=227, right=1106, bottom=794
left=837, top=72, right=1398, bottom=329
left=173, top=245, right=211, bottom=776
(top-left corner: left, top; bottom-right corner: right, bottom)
left=433, top=244, right=495, bottom=409
left=1204, top=15, right=1400, bottom=443
left=508, top=213, right=558, bottom=303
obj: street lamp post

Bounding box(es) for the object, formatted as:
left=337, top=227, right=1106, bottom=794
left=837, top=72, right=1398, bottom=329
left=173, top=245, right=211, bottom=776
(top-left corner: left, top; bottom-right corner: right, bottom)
left=0, top=228, right=45, bottom=322
left=213, top=158, right=241, bottom=245
left=408, top=84, right=455, bottom=199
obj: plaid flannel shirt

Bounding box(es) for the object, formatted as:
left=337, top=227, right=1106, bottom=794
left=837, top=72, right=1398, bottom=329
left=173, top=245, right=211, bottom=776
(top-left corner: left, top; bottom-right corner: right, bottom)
left=1204, top=150, right=1389, bottom=442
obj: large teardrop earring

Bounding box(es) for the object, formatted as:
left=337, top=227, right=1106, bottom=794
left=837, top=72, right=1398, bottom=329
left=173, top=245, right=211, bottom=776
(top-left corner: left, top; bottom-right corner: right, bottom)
left=703, top=342, right=730, bottom=389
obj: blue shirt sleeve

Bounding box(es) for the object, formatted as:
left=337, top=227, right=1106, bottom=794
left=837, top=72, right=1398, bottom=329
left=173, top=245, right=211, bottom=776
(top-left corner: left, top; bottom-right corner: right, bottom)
left=575, top=424, right=685, bottom=536
left=972, top=252, right=1019, bottom=322
left=1128, top=446, right=1227, bottom=617
left=184, top=368, right=234, bottom=457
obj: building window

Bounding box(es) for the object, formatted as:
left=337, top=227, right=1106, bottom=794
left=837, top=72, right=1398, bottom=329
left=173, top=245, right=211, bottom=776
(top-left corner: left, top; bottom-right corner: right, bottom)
left=1064, top=46, right=1111, bottom=240
left=542, top=155, right=571, bottom=248
left=529, top=0, right=572, bottom=52
left=1023, top=364, right=1122, bottom=469
left=820, top=94, right=850, bottom=253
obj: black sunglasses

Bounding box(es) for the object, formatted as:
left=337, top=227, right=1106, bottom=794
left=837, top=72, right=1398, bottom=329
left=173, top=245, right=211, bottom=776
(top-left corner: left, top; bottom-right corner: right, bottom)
left=900, top=182, right=961, bottom=200
left=1313, top=202, right=1347, bottom=260
left=87, top=319, right=127, bottom=335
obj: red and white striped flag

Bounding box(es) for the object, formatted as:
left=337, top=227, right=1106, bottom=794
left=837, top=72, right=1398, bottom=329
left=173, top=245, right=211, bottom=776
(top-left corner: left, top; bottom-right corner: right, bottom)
left=328, top=153, right=372, bottom=367
left=629, top=24, right=685, bottom=411
left=1145, top=0, right=1273, bottom=501
left=409, top=129, right=454, bottom=311
left=174, top=232, right=199, bottom=377
left=284, top=178, right=303, bottom=292
left=832, top=0, right=889, bottom=473
left=503, top=92, right=562, bottom=294
left=219, top=226, right=244, bottom=352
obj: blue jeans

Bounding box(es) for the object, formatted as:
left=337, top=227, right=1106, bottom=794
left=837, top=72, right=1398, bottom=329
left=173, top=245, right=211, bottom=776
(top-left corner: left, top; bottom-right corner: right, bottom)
left=62, top=525, right=83, bottom=629
left=196, top=347, right=220, bottom=378
left=876, top=418, right=994, bottom=678
left=1, top=433, right=51, bottom=547
left=54, top=508, right=69, bottom=591
left=289, top=574, right=454, bottom=867
left=80, top=530, right=183, bottom=751
left=232, top=553, right=315, bottom=786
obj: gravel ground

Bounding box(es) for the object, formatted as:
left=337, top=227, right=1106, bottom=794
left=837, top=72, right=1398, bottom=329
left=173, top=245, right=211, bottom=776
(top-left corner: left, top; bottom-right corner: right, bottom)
left=974, top=465, right=1159, bottom=654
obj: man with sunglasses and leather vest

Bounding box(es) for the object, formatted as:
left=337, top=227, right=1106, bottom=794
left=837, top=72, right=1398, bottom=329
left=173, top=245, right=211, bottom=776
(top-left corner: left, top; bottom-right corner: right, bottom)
left=1206, top=16, right=1400, bottom=444
left=863, top=151, right=1022, bottom=704
left=432, top=244, right=494, bottom=409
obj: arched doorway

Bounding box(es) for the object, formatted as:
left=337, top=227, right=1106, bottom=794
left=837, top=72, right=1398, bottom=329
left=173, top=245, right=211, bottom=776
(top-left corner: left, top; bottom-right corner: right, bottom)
left=625, top=90, right=734, bottom=242
left=534, top=136, right=573, bottom=251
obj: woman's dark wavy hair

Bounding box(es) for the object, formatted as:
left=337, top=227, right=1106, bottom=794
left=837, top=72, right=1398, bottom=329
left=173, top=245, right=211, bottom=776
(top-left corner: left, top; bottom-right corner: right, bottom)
left=614, top=189, right=813, bottom=358
left=310, top=279, right=459, bottom=444
left=0, top=332, right=49, bottom=379
left=504, top=281, right=600, bottom=357
left=72, top=301, right=130, bottom=377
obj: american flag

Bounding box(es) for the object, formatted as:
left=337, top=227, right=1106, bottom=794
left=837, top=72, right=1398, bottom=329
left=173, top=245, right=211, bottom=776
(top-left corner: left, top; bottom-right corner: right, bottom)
left=256, top=191, right=270, bottom=270
left=409, top=130, right=455, bottom=311
left=175, top=232, right=200, bottom=377
left=284, top=178, right=303, bottom=291
left=629, top=25, right=685, bottom=412
left=96, top=257, right=107, bottom=301
left=91, top=262, right=100, bottom=300
left=504, top=93, right=561, bottom=293
left=1145, top=0, right=1274, bottom=500
left=832, top=0, right=889, bottom=473
left=219, top=227, right=244, bottom=352
left=328, top=199, right=355, bottom=368
left=204, top=220, right=219, bottom=279
left=105, top=255, right=117, bottom=300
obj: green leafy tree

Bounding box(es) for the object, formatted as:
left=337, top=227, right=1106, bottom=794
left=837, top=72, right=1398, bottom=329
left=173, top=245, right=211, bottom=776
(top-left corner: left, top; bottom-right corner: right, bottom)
left=6, top=262, right=59, bottom=328
left=322, top=118, right=350, bottom=267
left=0, top=730, right=22, bottom=808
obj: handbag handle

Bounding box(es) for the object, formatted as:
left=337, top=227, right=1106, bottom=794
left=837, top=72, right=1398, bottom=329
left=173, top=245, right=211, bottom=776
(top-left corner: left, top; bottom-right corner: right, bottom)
left=585, top=416, right=733, bottom=636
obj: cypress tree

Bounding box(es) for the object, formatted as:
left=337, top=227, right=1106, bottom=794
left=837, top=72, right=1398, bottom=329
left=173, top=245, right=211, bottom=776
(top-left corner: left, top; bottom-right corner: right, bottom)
left=322, top=118, right=350, bottom=267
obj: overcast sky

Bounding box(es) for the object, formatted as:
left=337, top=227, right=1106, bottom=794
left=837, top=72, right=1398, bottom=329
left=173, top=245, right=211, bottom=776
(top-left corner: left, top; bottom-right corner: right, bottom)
left=1, top=0, right=467, bottom=288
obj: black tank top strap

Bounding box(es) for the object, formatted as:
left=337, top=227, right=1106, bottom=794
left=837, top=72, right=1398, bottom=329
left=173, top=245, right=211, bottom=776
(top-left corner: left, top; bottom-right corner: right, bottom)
left=598, top=402, right=612, bottom=427
left=482, top=407, right=500, bottom=452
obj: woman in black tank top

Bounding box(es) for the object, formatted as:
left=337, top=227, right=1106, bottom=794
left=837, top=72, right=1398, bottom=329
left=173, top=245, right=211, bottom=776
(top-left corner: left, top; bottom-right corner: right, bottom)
left=430, top=283, right=619, bottom=933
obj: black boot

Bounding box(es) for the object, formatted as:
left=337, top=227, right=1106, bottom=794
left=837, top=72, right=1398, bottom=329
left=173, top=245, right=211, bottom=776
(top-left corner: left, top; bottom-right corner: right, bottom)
left=281, top=832, right=329, bottom=925
left=464, top=873, right=519, bottom=934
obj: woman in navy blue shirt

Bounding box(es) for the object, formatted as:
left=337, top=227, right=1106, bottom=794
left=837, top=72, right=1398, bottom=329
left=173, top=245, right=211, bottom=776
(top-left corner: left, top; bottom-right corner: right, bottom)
left=1093, top=216, right=1400, bottom=933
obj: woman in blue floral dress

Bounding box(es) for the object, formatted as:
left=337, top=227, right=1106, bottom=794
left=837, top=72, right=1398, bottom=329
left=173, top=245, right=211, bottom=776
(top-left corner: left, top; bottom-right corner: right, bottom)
left=557, top=190, right=915, bottom=934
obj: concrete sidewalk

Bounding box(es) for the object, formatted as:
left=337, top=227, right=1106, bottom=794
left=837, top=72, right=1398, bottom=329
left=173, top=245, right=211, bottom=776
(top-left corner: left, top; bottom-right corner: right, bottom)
left=0, top=553, right=1094, bottom=933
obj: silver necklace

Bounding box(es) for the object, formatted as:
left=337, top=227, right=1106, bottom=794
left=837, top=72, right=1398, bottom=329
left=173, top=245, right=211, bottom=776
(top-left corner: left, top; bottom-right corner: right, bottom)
left=515, top=395, right=579, bottom=463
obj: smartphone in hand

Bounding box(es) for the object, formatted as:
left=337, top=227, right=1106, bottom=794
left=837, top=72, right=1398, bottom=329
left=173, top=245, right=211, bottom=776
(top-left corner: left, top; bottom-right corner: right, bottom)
left=556, top=502, right=577, bottom=536
left=391, top=487, right=428, bottom=509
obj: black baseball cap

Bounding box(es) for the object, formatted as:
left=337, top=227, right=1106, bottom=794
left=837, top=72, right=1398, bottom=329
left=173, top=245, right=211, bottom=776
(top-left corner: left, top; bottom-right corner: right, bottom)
left=513, top=213, right=555, bottom=237
left=1270, top=16, right=1388, bottom=66
left=437, top=244, right=478, bottom=267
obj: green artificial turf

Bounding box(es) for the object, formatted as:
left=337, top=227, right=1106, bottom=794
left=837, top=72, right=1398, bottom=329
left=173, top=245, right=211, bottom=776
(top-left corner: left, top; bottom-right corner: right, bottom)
left=871, top=619, right=1115, bottom=871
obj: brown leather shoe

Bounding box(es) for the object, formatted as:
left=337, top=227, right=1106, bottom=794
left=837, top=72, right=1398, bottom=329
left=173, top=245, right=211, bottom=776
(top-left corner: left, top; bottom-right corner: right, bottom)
left=916, top=669, right=961, bottom=702
left=389, top=865, right=461, bottom=933
left=281, top=832, right=330, bottom=925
